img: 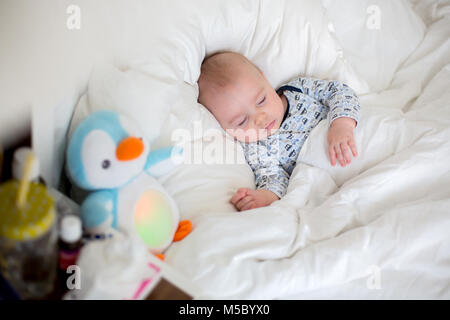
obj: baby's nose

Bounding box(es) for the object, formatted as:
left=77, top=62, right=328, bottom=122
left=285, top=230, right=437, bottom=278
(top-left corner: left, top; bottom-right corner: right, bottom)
left=255, top=112, right=267, bottom=127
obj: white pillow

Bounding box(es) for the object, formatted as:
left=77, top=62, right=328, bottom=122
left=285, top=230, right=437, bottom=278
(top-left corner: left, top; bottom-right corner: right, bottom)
left=70, top=0, right=370, bottom=147
left=322, top=0, right=426, bottom=92
left=68, top=62, right=189, bottom=149
left=164, top=0, right=369, bottom=91
left=145, top=0, right=370, bottom=143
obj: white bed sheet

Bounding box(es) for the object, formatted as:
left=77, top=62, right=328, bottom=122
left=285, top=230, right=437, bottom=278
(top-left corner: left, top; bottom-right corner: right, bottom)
left=163, top=2, right=450, bottom=299
left=166, top=65, right=450, bottom=299
left=68, top=0, right=450, bottom=299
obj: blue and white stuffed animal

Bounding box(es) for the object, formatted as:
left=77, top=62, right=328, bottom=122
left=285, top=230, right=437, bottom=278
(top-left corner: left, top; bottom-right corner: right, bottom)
left=66, top=110, right=192, bottom=256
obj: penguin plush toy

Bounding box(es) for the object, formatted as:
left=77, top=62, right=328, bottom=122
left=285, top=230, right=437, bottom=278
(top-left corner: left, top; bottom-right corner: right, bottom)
left=66, top=110, right=191, bottom=258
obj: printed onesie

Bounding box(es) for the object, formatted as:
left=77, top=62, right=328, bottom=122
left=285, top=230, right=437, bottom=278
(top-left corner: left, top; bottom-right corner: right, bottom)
left=240, top=77, right=361, bottom=198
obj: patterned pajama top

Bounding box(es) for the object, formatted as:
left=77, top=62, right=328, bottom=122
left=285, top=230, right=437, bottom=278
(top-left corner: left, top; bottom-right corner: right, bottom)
left=240, top=77, right=361, bottom=198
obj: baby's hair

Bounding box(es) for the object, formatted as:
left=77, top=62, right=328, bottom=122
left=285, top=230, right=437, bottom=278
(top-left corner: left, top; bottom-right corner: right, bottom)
left=198, top=51, right=261, bottom=104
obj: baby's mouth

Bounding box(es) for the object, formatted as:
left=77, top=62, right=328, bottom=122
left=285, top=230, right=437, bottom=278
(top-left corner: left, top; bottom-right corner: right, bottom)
left=265, top=120, right=276, bottom=131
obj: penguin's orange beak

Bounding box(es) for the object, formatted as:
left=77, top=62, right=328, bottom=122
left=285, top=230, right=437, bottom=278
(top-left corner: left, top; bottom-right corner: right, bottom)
left=116, top=137, right=144, bottom=161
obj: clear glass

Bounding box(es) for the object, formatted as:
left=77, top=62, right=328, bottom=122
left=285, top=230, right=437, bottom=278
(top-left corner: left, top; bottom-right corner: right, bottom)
left=0, top=221, right=58, bottom=299
left=0, top=143, right=3, bottom=179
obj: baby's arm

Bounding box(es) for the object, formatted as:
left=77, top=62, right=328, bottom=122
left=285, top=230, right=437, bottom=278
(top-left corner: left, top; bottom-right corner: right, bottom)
left=230, top=162, right=289, bottom=211
left=286, top=77, right=361, bottom=167
left=230, top=188, right=279, bottom=211
left=285, top=77, right=360, bottom=124
left=324, top=80, right=360, bottom=167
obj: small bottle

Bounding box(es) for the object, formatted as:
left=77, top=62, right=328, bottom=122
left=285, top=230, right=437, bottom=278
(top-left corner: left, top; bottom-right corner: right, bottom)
left=58, top=215, right=82, bottom=278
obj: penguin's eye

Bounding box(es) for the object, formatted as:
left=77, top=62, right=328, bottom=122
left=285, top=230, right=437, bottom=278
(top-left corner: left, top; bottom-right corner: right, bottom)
left=102, top=159, right=111, bottom=169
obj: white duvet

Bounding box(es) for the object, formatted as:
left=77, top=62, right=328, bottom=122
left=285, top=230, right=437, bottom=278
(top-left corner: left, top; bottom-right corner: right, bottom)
left=69, top=0, right=450, bottom=299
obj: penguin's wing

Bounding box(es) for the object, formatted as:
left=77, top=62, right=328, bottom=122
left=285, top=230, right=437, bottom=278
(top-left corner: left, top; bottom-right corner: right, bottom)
left=81, top=190, right=117, bottom=231
left=144, top=146, right=184, bottom=177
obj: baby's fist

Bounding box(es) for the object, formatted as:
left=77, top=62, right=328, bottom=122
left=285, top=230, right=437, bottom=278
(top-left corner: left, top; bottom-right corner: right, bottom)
left=328, top=117, right=358, bottom=167
left=230, top=188, right=279, bottom=211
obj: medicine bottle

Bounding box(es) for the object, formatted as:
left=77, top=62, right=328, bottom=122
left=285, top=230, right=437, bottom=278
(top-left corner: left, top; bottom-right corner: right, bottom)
left=58, top=215, right=82, bottom=273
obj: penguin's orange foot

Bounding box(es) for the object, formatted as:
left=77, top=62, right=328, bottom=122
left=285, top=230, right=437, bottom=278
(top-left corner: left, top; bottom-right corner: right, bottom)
left=173, top=220, right=193, bottom=242
left=155, top=253, right=165, bottom=261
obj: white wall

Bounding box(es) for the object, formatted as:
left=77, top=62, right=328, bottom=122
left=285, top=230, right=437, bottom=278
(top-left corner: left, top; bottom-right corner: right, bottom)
left=0, top=0, right=171, bottom=150
left=0, top=0, right=176, bottom=186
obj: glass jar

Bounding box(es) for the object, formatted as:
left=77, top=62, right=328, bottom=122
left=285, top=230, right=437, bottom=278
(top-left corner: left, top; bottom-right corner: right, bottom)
left=0, top=180, right=58, bottom=299
left=0, top=143, right=3, bottom=180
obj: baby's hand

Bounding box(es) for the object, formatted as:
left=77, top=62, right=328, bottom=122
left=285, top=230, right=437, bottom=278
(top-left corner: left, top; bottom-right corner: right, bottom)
left=230, top=188, right=280, bottom=211
left=327, top=117, right=358, bottom=167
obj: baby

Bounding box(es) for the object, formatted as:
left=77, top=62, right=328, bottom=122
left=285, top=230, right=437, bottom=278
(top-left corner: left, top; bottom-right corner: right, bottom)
left=198, top=52, right=360, bottom=211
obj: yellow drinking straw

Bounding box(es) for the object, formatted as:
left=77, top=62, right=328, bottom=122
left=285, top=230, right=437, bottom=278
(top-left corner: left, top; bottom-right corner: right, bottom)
left=16, top=151, right=35, bottom=210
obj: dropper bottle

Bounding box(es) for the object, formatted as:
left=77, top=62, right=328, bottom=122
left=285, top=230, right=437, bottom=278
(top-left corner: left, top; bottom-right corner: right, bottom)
left=58, top=215, right=82, bottom=276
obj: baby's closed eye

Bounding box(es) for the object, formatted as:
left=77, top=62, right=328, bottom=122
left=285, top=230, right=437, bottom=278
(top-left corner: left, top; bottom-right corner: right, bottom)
left=257, top=96, right=266, bottom=106
left=238, top=116, right=248, bottom=126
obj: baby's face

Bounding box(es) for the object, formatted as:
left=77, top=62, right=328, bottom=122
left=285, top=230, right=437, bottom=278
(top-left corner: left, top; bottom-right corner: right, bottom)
left=200, top=64, right=287, bottom=143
